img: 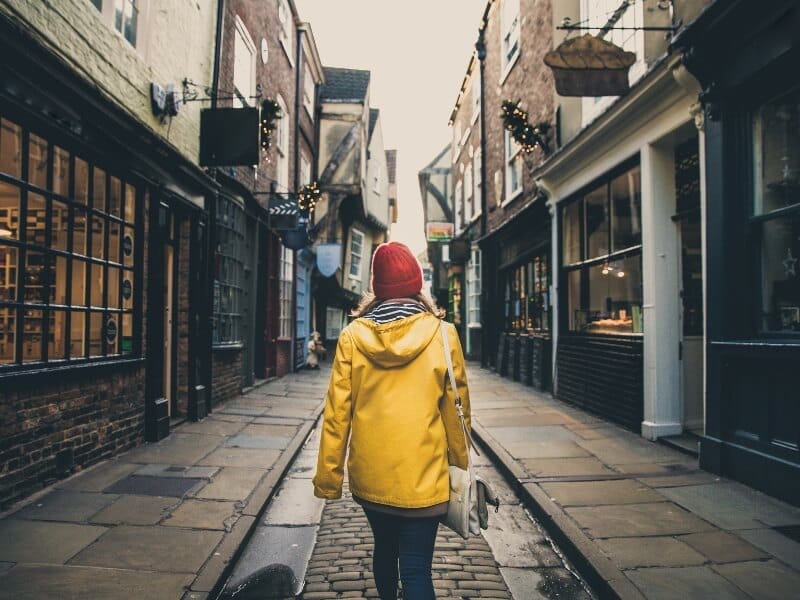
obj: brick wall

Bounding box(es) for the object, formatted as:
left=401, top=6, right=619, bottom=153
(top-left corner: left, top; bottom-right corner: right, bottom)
left=0, top=365, right=145, bottom=508
left=212, top=348, right=242, bottom=405
left=482, top=0, right=555, bottom=233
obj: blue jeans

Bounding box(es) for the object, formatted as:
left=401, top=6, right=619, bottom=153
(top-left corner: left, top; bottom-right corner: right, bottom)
left=363, top=508, right=439, bottom=600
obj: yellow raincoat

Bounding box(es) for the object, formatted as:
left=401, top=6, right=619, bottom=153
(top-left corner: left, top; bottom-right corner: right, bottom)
left=312, top=311, right=471, bottom=508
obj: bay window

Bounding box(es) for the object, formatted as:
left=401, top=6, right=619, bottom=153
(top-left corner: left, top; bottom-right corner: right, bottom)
left=213, top=195, right=244, bottom=345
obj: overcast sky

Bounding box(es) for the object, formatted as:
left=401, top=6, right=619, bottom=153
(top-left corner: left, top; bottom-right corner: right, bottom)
left=294, top=0, right=486, bottom=256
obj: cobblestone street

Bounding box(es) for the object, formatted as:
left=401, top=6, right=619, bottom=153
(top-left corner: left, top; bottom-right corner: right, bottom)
left=300, top=428, right=593, bottom=599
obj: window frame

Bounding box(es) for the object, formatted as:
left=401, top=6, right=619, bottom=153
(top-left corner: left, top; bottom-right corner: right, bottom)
left=504, top=130, right=523, bottom=204
left=471, top=68, right=481, bottom=125
left=233, top=16, right=257, bottom=108
left=473, top=147, right=483, bottom=219
left=90, top=0, right=145, bottom=51
left=278, top=245, right=294, bottom=339
left=303, top=67, right=315, bottom=119
left=500, top=0, right=521, bottom=81
left=750, top=86, right=800, bottom=337
left=0, top=116, right=142, bottom=372
left=560, top=160, right=643, bottom=336
left=276, top=95, right=290, bottom=192
left=467, top=245, right=482, bottom=328
left=348, top=228, right=364, bottom=281
left=213, top=194, right=245, bottom=346
left=454, top=178, right=463, bottom=232
left=277, top=0, right=294, bottom=66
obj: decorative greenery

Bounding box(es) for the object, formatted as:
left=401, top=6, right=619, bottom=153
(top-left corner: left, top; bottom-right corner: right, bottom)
left=298, top=181, right=321, bottom=214
left=260, top=99, right=282, bottom=152
left=501, top=100, right=551, bottom=155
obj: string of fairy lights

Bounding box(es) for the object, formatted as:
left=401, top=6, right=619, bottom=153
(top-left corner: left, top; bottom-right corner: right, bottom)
left=501, top=100, right=551, bottom=155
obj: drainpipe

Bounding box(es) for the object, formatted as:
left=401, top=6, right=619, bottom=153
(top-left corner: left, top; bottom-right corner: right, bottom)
left=475, top=26, right=490, bottom=368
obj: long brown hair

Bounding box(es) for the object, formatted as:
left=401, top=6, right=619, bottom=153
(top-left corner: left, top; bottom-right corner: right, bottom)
left=351, top=291, right=444, bottom=319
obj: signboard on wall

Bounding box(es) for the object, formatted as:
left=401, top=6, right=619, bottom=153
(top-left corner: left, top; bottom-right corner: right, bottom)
left=316, top=243, right=341, bottom=277
left=426, top=222, right=454, bottom=242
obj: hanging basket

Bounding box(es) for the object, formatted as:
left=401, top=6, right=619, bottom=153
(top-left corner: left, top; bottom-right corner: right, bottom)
left=544, top=34, right=636, bottom=97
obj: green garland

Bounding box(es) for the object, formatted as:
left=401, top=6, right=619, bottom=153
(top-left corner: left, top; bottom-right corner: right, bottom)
left=298, top=181, right=321, bottom=214
left=501, top=100, right=550, bottom=155
left=260, top=99, right=282, bottom=152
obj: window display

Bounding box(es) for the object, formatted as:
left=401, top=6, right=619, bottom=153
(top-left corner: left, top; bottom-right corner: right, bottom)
left=753, top=87, right=800, bottom=333
left=503, top=251, right=549, bottom=333
left=562, top=164, right=642, bottom=334
left=0, top=116, right=139, bottom=366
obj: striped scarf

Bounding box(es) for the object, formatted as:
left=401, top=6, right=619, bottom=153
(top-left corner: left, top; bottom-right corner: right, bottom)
left=363, top=301, right=426, bottom=324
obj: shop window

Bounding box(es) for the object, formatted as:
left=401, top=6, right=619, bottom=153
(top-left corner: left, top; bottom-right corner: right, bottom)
left=213, top=195, right=244, bottom=345
left=562, top=163, right=643, bottom=335
left=753, top=87, right=800, bottom=333
left=503, top=253, right=549, bottom=332
left=0, top=116, right=139, bottom=367
left=326, top=307, right=343, bottom=340
left=279, top=245, right=294, bottom=339
left=449, top=275, right=462, bottom=327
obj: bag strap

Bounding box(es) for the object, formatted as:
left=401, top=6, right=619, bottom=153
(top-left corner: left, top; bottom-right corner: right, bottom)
left=440, top=321, right=479, bottom=458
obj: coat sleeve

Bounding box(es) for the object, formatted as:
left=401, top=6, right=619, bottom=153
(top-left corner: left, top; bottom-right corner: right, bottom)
left=312, top=330, right=353, bottom=499
left=441, top=322, right=471, bottom=470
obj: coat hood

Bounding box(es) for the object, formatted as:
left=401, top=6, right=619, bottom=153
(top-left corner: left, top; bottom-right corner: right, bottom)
left=347, top=312, right=441, bottom=368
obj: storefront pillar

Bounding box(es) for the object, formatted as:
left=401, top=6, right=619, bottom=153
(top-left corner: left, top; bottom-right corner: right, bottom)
left=640, top=143, right=682, bottom=439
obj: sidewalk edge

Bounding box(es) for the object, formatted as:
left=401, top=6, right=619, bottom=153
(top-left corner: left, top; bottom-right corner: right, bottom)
left=472, top=420, right=645, bottom=600
left=200, top=400, right=326, bottom=600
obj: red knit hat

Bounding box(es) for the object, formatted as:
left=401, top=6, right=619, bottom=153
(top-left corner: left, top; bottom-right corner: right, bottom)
left=370, top=242, right=423, bottom=300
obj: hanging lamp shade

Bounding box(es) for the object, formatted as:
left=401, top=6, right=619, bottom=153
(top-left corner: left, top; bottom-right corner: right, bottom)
left=544, top=34, right=636, bottom=97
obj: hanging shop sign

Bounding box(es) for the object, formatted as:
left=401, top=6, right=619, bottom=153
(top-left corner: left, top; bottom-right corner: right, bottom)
left=426, top=222, right=454, bottom=242
left=316, top=243, right=341, bottom=278
left=543, top=34, right=636, bottom=97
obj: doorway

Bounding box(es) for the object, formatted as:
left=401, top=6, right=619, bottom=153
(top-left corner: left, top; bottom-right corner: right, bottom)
left=674, top=136, right=704, bottom=436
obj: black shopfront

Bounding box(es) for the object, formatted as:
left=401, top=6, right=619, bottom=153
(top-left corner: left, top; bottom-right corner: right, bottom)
left=674, top=0, right=800, bottom=504
left=490, top=200, right=552, bottom=391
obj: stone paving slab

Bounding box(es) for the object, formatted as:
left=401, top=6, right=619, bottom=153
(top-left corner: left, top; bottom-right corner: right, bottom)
left=69, top=525, right=224, bottom=572
left=0, top=564, right=194, bottom=600
left=0, top=519, right=107, bottom=563
left=197, top=446, right=281, bottom=468
left=10, top=489, right=118, bottom=522
left=488, top=425, right=578, bottom=443
left=738, top=528, right=800, bottom=571
left=195, top=467, right=265, bottom=501
left=659, top=482, right=800, bottom=530
left=678, top=531, right=770, bottom=564
left=713, top=560, right=800, bottom=600
left=225, top=433, right=291, bottom=449
left=56, top=460, right=140, bottom=492
left=566, top=502, right=716, bottom=538
left=504, top=440, right=591, bottom=459
left=626, top=565, right=749, bottom=599
left=521, top=457, right=616, bottom=478
left=595, top=536, right=707, bottom=569
left=540, top=479, right=665, bottom=507
left=164, top=499, right=238, bottom=530
left=89, top=494, right=178, bottom=526
left=262, top=477, right=325, bottom=526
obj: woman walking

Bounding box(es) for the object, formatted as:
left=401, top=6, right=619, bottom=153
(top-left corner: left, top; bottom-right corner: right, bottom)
left=313, top=241, right=471, bottom=600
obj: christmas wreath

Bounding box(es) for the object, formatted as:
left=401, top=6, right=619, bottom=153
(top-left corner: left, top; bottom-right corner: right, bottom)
left=501, top=100, right=551, bottom=155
